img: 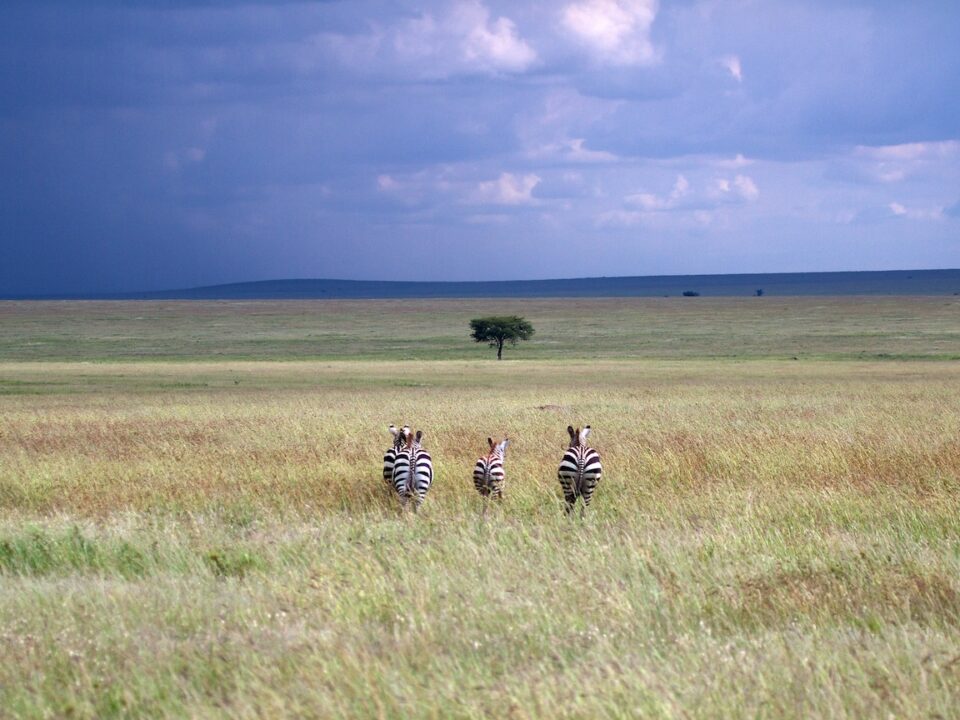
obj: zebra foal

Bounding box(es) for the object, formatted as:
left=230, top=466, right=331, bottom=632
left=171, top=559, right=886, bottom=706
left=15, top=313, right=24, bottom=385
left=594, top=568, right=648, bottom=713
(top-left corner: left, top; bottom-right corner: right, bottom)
left=473, top=436, right=509, bottom=511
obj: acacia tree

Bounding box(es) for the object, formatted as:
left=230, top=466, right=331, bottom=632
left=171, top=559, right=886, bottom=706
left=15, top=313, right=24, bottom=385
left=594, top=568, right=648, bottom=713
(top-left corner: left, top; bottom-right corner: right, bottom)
left=469, top=316, right=534, bottom=360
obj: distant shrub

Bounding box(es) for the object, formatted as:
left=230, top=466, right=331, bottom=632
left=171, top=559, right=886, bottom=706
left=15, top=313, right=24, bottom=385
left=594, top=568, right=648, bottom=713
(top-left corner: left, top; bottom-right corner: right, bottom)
left=682, top=290, right=700, bottom=297
left=755, top=289, right=764, bottom=296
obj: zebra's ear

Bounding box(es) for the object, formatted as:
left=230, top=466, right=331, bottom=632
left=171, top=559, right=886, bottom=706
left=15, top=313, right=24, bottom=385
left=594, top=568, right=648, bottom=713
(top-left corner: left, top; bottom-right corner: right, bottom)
left=567, top=425, right=576, bottom=442
left=415, top=430, right=423, bottom=442
left=499, top=438, right=509, bottom=453
left=580, top=425, right=592, bottom=443
left=488, top=437, right=494, bottom=451
left=389, top=424, right=399, bottom=437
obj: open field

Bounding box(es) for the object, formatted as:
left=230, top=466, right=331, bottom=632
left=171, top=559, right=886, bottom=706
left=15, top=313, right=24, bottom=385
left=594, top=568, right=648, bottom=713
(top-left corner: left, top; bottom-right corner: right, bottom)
left=2, top=296, right=960, bottom=362
left=1, top=299, right=959, bottom=718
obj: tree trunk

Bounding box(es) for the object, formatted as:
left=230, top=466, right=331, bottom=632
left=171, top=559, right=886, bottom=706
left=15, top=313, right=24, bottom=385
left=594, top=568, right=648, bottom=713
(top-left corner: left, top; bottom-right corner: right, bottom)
left=497, top=339, right=503, bottom=360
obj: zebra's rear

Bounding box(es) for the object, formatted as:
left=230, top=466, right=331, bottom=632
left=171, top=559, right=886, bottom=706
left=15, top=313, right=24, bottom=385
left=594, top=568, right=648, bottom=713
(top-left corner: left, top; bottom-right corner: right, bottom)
left=557, top=425, right=602, bottom=515
left=392, top=429, right=434, bottom=511
left=473, top=436, right=509, bottom=500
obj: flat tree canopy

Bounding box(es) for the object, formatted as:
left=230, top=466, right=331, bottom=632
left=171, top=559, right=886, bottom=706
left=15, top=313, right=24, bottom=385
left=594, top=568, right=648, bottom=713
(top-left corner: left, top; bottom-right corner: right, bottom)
left=469, top=316, right=534, bottom=360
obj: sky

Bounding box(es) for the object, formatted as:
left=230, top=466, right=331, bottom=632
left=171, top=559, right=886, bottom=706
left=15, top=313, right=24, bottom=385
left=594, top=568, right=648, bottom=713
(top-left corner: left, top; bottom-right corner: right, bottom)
left=1, top=0, right=959, bottom=294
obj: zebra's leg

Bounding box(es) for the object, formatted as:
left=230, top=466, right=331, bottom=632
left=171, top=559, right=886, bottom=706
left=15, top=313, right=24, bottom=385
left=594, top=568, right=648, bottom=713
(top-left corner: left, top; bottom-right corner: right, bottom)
left=581, top=483, right=597, bottom=519
left=563, top=491, right=577, bottom=516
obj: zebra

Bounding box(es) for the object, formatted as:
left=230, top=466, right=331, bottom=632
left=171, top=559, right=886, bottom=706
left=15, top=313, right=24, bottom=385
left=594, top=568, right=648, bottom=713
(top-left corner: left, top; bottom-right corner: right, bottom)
left=473, top=436, right=509, bottom=510
left=391, top=428, right=434, bottom=512
left=557, top=425, right=602, bottom=516
left=383, top=424, right=409, bottom=485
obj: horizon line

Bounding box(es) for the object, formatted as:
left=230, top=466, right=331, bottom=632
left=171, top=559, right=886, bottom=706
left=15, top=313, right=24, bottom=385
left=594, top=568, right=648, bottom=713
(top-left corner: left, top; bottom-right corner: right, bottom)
left=3, top=267, right=960, bottom=301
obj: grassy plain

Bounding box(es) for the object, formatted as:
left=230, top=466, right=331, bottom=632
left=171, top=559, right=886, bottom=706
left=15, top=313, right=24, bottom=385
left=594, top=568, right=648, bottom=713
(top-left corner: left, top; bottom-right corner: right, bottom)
left=2, top=296, right=959, bottom=361
left=1, top=299, right=959, bottom=718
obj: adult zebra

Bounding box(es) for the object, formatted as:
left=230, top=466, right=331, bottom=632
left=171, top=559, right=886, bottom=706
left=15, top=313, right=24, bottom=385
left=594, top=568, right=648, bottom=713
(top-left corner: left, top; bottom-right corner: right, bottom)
left=391, top=428, right=434, bottom=512
left=473, top=436, right=509, bottom=510
left=557, top=425, right=603, bottom=516
left=383, top=424, right=409, bottom=485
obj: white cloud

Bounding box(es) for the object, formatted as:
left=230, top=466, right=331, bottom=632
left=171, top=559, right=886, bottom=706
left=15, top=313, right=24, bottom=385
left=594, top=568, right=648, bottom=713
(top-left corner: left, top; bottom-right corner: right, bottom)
left=847, top=140, right=960, bottom=184
left=626, top=173, right=689, bottom=210
left=856, top=141, right=960, bottom=162
left=718, top=154, right=753, bottom=169
left=377, top=174, right=400, bottom=191
left=324, top=1, right=536, bottom=78
left=720, top=55, right=742, bottom=82
left=396, top=1, right=536, bottom=75
left=889, top=201, right=944, bottom=220
left=710, top=174, right=759, bottom=202
left=461, top=9, right=536, bottom=72
left=473, top=172, right=541, bottom=205
left=562, top=0, right=659, bottom=66
left=528, top=137, right=619, bottom=163
left=733, top=174, right=759, bottom=200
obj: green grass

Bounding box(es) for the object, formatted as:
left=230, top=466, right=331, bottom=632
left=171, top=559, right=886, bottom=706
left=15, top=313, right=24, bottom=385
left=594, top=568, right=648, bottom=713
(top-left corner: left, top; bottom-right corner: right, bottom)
left=2, top=296, right=959, bottom=361
left=1, top=299, right=959, bottom=717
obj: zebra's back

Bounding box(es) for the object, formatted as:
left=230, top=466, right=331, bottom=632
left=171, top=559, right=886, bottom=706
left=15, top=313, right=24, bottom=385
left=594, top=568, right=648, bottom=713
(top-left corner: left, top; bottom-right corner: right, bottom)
left=558, top=446, right=602, bottom=512
left=392, top=447, right=434, bottom=509
left=473, top=456, right=505, bottom=498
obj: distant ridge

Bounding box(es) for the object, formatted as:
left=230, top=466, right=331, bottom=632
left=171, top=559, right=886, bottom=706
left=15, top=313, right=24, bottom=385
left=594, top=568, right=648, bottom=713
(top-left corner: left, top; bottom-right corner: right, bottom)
left=6, top=269, right=960, bottom=300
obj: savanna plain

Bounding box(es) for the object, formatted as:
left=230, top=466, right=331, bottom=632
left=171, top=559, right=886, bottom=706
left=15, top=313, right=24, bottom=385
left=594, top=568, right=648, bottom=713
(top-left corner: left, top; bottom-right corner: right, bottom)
left=1, top=297, right=959, bottom=719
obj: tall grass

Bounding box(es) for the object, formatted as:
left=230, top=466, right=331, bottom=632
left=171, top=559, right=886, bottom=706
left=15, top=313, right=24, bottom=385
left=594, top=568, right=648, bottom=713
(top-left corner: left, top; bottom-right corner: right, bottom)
left=1, top=357, right=959, bottom=717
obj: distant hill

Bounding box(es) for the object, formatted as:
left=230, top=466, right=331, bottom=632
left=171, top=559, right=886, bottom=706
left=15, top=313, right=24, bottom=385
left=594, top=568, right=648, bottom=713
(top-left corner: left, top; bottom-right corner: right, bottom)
left=6, top=269, right=960, bottom=300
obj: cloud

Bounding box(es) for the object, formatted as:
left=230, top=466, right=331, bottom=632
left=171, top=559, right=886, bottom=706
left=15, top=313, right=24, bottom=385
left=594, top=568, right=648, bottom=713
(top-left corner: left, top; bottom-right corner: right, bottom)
left=473, top=172, right=541, bottom=205
left=733, top=174, right=759, bottom=201
left=461, top=6, right=536, bottom=72
left=376, top=174, right=399, bottom=191
left=835, top=140, right=960, bottom=184
left=709, top=174, right=759, bottom=202
left=561, top=0, right=659, bottom=66
left=528, top=137, right=619, bottom=163
left=856, top=141, right=960, bottom=162
left=720, top=55, right=742, bottom=82
left=327, top=1, right=536, bottom=78
left=620, top=170, right=759, bottom=223
left=888, top=201, right=944, bottom=221
left=625, top=173, right=689, bottom=210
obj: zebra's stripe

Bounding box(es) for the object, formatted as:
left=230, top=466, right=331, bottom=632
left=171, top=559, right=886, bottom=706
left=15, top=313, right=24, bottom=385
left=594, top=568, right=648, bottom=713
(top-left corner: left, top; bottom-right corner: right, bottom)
left=392, top=440, right=434, bottom=510
left=557, top=431, right=602, bottom=513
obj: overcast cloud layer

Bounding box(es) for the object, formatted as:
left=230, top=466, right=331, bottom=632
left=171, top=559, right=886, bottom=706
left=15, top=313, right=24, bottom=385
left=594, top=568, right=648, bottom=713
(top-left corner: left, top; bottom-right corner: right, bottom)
left=2, top=0, right=959, bottom=293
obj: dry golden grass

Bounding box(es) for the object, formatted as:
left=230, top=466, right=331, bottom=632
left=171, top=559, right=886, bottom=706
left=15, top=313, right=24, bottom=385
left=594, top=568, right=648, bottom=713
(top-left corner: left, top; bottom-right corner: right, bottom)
left=1, top=358, right=959, bottom=718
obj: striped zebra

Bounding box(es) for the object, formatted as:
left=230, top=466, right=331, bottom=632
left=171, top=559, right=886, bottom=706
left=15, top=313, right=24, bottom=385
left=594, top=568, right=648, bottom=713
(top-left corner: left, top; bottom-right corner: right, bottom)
left=391, top=428, right=434, bottom=512
left=473, top=436, right=509, bottom=508
left=558, top=425, right=602, bottom=516
left=383, top=424, right=409, bottom=485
